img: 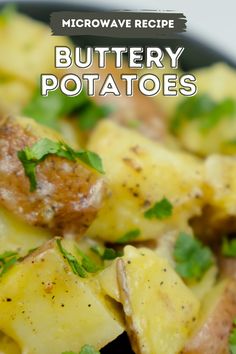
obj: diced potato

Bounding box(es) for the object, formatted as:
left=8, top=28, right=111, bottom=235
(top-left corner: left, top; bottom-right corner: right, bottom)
left=0, top=12, right=72, bottom=86
left=0, top=206, right=50, bottom=255
left=117, top=246, right=200, bottom=354
left=0, top=116, right=106, bottom=235
left=0, top=78, right=32, bottom=115
left=87, top=120, right=204, bottom=242
left=183, top=279, right=236, bottom=354
left=98, top=260, right=120, bottom=303
left=0, top=332, right=20, bottom=354
left=189, top=266, right=218, bottom=301
left=0, top=239, right=124, bottom=354
left=194, top=155, right=236, bottom=239
left=166, top=64, right=236, bottom=156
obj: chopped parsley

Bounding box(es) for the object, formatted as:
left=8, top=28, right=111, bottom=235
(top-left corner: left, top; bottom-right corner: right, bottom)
left=79, top=345, right=100, bottom=354
left=222, top=237, right=236, bottom=257
left=90, top=245, right=123, bottom=260
left=170, top=94, right=236, bottom=134
left=56, top=239, right=87, bottom=278
left=76, top=248, right=100, bottom=273
left=62, top=344, right=100, bottom=354
left=116, top=229, right=141, bottom=244
left=57, top=240, right=101, bottom=278
left=229, top=319, right=236, bottom=354
left=23, top=88, right=110, bottom=131
left=0, top=250, right=19, bottom=277
left=173, top=232, right=214, bottom=281
left=17, top=138, right=104, bottom=191
left=144, top=197, right=173, bottom=220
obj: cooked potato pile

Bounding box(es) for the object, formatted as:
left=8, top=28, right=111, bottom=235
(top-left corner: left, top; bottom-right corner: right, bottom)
left=0, top=6, right=236, bottom=354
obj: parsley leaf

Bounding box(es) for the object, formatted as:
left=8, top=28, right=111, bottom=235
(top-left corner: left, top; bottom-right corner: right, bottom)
left=76, top=248, right=100, bottom=273
left=116, top=229, right=141, bottom=244
left=173, top=232, right=214, bottom=281
left=62, top=344, right=100, bottom=354
left=78, top=104, right=111, bottom=131
left=18, top=138, right=104, bottom=191
left=229, top=319, right=236, bottom=354
left=170, top=95, right=236, bottom=134
left=144, top=197, right=173, bottom=220
left=79, top=345, right=100, bottom=354
left=90, top=245, right=123, bottom=260
left=23, top=88, right=109, bottom=131
left=0, top=250, right=19, bottom=277
left=222, top=237, right=236, bottom=257
left=56, top=239, right=87, bottom=278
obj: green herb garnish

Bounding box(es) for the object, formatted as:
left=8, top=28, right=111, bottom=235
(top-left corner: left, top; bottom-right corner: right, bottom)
left=90, top=245, right=123, bottom=260
left=17, top=138, right=104, bottom=191
left=0, top=250, right=19, bottom=277
left=170, top=94, right=236, bottom=134
left=56, top=239, right=87, bottom=278
left=144, top=197, right=173, bottom=220
left=116, top=229, right=141, bottom=244
left=23, top=88, right=109, bottom=131
left=79, top=345, right=100, bottom=354
left=222, top=237, right=236, bottom=257
left=0, top=4, right=16, bottom=24
left=229, top=319, right=236, bottom=354
left=173, top=232, right=214, bottom=281
left=62, top=344, right=100, bottom=354
left=76, top=248, right=100, bottom=273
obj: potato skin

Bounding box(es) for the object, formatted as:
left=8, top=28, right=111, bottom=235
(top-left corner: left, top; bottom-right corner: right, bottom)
left=183, top=280, right=236, bottom=354
left=0, top=116, right=105, bottom=235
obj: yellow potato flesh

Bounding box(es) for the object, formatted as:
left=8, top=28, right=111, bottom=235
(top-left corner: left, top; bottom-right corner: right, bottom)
left=0, top=240, right=124, bottom=354
left=117, top=246, right=200, bottom=354
left=87, top=120, right=203, bottom=242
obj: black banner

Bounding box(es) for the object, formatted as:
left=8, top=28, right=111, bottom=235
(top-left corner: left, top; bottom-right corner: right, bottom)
left=50, top=11, right=187, bottom=38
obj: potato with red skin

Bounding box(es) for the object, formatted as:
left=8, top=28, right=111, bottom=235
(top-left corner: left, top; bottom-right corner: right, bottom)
left=0, top=115, right=106, bottom=236
left=183, top=279, right=236, bottom=354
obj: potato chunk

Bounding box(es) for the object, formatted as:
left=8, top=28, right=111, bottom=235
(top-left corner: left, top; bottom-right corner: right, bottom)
left=195, top=155, right=236, bottom=239
left=0, top=11, right=71, bottom=87
left=87, top=120, right=203, bottom=242
left=183, top=279, right=236, bottom=354
left=0, top=206, right=50, bottom=255
left=0, top=116, right=105, bottom=235
left=0, top=239, right=124, bottom=354
left=116, top=246, right=199, bottom=354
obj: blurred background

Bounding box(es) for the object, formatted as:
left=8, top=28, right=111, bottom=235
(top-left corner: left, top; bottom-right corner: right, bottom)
left=15, top=0, right=235, bottom=64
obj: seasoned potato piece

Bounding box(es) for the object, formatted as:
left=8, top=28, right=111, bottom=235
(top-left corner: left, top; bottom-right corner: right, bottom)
left=0, top=332, right=20, bottom=354
left=0, top=239, right=124, bottom=354
left=87, top=120, right=204, bottom=242
left=0, top=79, right=32, bottom=115
left=165, top=64, right=236, bottom=156
left=117, top=246, right=200, bottom=354
left=98, top=260, right=120, bottom=303
left=194, top=155, right=236, bottom=239
left=189, top=266, right=218, bottom=301
left=0, top=206, right=50, bottom=255
left=0, top=11, right=71, bottom=86
left=183, top=279, right=236, bottom=354
left=0, top=116, right=106, bottom=235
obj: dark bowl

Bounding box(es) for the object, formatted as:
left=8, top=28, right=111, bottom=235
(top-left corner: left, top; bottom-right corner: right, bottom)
left=0, top=1, right=235, bottom=353
left=1, top=1, right=236, bottom=70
